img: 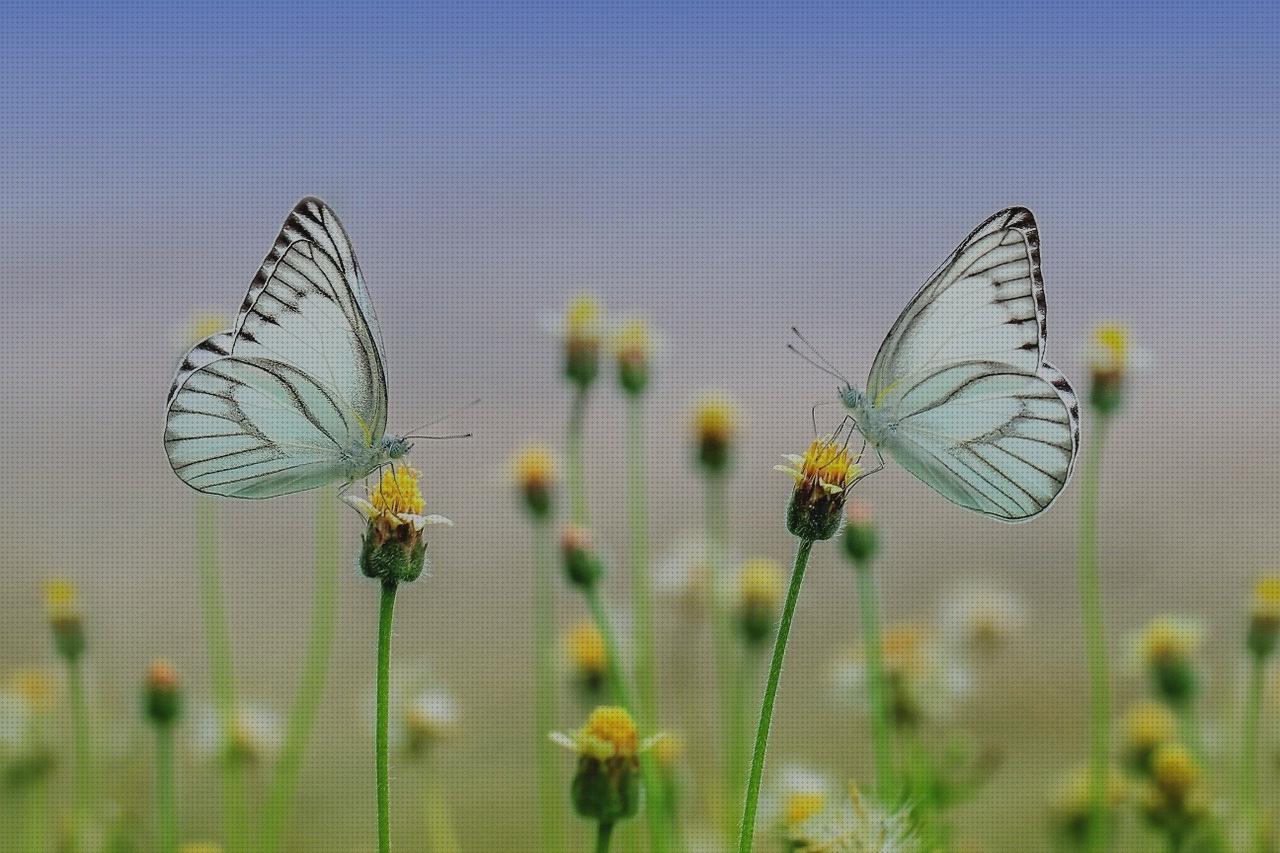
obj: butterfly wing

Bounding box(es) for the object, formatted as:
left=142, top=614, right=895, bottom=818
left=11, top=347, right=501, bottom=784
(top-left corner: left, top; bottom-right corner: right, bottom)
left=866, top=209, right=1080, bottom=521
left=165, top=355, right=362, bottom=498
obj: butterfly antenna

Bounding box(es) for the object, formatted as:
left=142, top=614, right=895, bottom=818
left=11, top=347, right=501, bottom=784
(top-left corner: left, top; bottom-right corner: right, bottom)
left=790, top=326, right=850, bottom=385
left=787, top=344, right=848, bottom=384
left=402, top=397, right=482, bottom=438
left=403, top=431, right=473, bottom=441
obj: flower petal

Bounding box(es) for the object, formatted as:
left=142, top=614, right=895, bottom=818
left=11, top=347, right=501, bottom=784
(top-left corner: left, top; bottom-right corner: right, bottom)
left=341, top=495, right=378, bottom=519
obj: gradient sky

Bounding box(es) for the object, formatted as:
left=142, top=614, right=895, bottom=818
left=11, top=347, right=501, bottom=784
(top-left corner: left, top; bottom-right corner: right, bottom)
left=3, top=5, right=1279, bottom=847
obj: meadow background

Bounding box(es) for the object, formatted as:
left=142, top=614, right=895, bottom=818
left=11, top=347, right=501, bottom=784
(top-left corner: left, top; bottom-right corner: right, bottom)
left=2, top=2, right=1279, bottom=850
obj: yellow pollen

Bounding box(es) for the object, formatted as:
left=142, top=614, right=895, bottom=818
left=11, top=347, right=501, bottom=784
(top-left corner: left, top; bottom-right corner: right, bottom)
left=566, top=622, right=608, bottom=674
left=581, top=706, right=639, bottom=758
left=739, top=559, right=783, bottom=609
left=513, top=445, right=556, bottom=490
left=42, top=578, right=79, bottom=621
left=565, top=294, right=603, bottom=343
left=784, top=791, right=827, bottom=825
left=1254, top=576, right=1280, bottom=619
left=798, top=437, right=859, bottom=491
left=694, top=394, right=737, bottom=444
left=369, top=466, right=425, bottom=516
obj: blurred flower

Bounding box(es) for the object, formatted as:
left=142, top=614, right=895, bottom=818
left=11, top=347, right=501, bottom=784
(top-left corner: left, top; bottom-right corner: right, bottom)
left=939, top=585, right=1027, bottom=654
left=1131, top=616, right=1203, bottom=708
left=1249, top=576, right=1280, bottom=659
left=1121, top=701, right=1177, bottom=774
left=561, top=523, right=604, bottom=589
left=193, top=701, right=283, bottom=767
left=143, top=660, right=182, bottom=728
left=759, top=764, right=836, bottom=832
left=364, top=666, right=458, bottom=757
left=655, top=538, right=717, bottom=620
left=510, top=444, right=557, bottom=520
left=840, top=500, right=879, bottom=565
left=1085, top=322, right=1132, bottom=415
left=1049, top=764, right=1128, bottom=844
left=0, top=670, right=56, bottom=788
left=649, top=731, right=684, bottom=773
left=556, top=293, right=604, bottom=389
left=693, top=393, right=738, bottom=475
left=345, top=466, right=452, bottom=584
left=1139, top=743, right=1210, bottom=834
left=43, top=578, right=86, bottom=660
left=612, top=315, right=654, bottom=395
left=831, top=627, right=972, bottom=728
left=564, top=621, right=609, bottom=697
left=790, top=784, right=919, bottom=852
left=736, top=558, right=784, bottom=646
left=403, top=688, right=457, bottom=756
left=777, top=435, right=864, bottom=541
left=551, top=706, right=655, bottom=824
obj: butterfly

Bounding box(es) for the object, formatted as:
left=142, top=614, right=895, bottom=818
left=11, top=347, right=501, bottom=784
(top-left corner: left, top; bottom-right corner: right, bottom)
left=165, top=198, right=416, bottom=499
left=796, top=207, right=1080, bottom=522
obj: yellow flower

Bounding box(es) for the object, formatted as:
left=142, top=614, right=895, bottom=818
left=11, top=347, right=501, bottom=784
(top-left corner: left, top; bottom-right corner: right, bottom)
left=510, top=444, right=557, bottom=518
left=649, top=732, right=683, bottom=770
left=1124, top=701, right=1177, bottom=754
left=1250, top=576, right=1280, bottom=657
left=1088, top=322, right=1131, bottom=376
left=777, top=435, right=863, bottom=540
left=370, top=466, right=425, bottom=516
left=612, top=316, right=652, bottom=366
left=6, top=669, right=55, bottom=712
left=786, top=791, right=828, bottom=826
left=762, top=765, right=834, bottom=830
left=1051, top=764, right=1128, bottom=837
left=693, top=393, right=738, bottom=473
left=739, top=559, right=784, bottom=611
left=565, top=621, right=609, bottom=682
left=552, top=706, right=644, bottom=761
left=344, top=466, right=451, bottom=583
left=1135, top=616, right=1201, bottom=667
left=42, top=579, right=79, bottom=623
left=1151, top=743, right=1198, bottom=797
left=551, top=706, right=654, bottom=824
left=561, top=293, right=603, bottom=388
left=790, top=784, right=918, bottom=852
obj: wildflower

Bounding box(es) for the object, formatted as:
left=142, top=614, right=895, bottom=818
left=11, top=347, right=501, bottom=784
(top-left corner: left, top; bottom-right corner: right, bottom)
left=561, top=524, right=604, bottom=590
left=344, top=466, right=452, bottom=584
left=1132, top=616, right=1202, bottom=709
left=831, top=627, right=971, bottom=729
left=1139, top=743, right=1210, bottom=834
left=939, top=585, right=1027, bottom=654
left=552, top=706, right=655, bottom=824
left=649, top=731, right=683, bottom=773
left=565, top=621, right=610, bottom=696
left=1121, top=701, right=1177, bottom=774
left=193, top=702, right=283, bottom=766
left=613, top=316, right=653, bottom=396
left=776, top=435, right=864, bottom=541
left=511, top=445, right=557, bottom=520
left=737, top=558, right=784, bottom=645
left=560, top=293, right=604, bottom=389
left=1049, top=764, right=1128, bottom=844
left=1249, top=576, right=1280, bottom=659
left=1085, top=322, right=1131, bottom=415
left=0, top=671, right=55, bottom=789
left=693, top=393, right=738, bottom=475
left=790, top=784, right=919, bottom=852
left=43, top=578, right=86, bottom=661
left=403, top=688, right=457, bottom=756
left=760, top=765, right=836, bottom=833
left=655, top=538, right=719, bottom=620
left=840, top=500, right=879, bottom=565
left=143, top=660, right=182, bottom=728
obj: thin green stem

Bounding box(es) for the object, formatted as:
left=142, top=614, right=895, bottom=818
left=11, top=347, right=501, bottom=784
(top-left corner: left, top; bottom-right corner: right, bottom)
left=155, top=725, right=178, bottom=853
left=533, top=518, right=563, bottom=853
left=595, top=821, right=616, bottom=853
left=1078, top=414, right=1113, bottom=853
left=376, top=580, right=399, bottom=853
left=568, top=387, right=590, bottom=526
left=260, top=488, right=340, bottom=853
left=422, top=761, right=461, bottom=853
left=852, top=558, right=895, bottom=802
left=67, top=655, right=90, bottom=853
left=1243, top=654, right=1266, bottom=853
left=705, top=474, right=737, bottom=841
left=20, top=780, right=47, bottom=853
left=903, top=731, right=938, bottom=848
left=737, top=538, right=813, bottom=853
left=195, top=496, right=248, bottom=853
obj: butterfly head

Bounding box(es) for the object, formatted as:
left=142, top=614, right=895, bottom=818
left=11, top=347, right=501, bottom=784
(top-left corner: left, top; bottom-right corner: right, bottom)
left=382, top=436, right=412, bottom=460
left=839, top=385, right=866, bottom=411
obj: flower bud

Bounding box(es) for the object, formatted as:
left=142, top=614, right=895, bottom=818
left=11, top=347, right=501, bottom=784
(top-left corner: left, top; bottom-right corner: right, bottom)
left=1136, top=617, right=1201, bottom=709
left=345, top=467, right=452, bottom=585
left=776, top=437, right=862, bottom=541
left=561, top=525, right=604, bottom=589
left=552, top=707, right=646, bottom=825
left=43, top=579, right=86, bottom=661
left=512, top=445, right=557, bottom=520
left=144, top=660, right=182, bottom=728
left=613, top=317, right=652, bottom=397
left=736, top=559, right=783, bottom=646
left=693, top=394, right=737, bottom=476
left=565, top=621, right=609, bottom=697
left=1086, top=322, right=1131, bottom=416
left=1121, top=701, right=1176, bottom=775
left=840, top=501, right=879, bottom=565
left=1248, top=576, right=1280, bottom=660
left=563, top=294, right=603, bottom=390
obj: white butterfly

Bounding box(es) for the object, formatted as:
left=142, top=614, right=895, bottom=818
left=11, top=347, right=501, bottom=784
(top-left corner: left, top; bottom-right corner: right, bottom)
left=165, top=198, right=413, bottom=499
left=809, top=208, right=1080, bottom=521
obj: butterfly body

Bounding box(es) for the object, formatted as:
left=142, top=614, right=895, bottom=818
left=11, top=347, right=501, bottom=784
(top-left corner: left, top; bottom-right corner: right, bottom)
left=829, top=208, right=1080, bottom=522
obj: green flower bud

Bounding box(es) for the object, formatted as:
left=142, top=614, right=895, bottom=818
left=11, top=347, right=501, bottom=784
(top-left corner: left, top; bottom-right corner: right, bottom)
left=144, top=660, right=183, bottom=727
left=562, top=525, right=604, bottom=589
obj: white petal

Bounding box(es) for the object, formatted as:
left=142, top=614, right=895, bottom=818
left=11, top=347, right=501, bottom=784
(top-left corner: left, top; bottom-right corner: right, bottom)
left=548, top=732, right=578, bottom=751
left=342, top=495, right=377, bottom=519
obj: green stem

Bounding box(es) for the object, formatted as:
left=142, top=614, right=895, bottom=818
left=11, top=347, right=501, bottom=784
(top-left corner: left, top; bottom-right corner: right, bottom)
left=852, top=557, right=895, bottom=802
left=1078, top=415, right=1113, bottom=853
left=155, top=725, right=178, bottom=853
left=20, top=780, right=47, bottom=853
left=1243, top=653, right=1266, bottom=853
left=423, top=761, right=461, bottom=853
left=376, top=580, right=399, bottom=853
left=705, top=474, right=737, bottom=840
left=260, top=488, right=340, bottom=853
left=737, top=538, right=814, bottom=853
left=195, top=496, right=248, bottom=853
left=903, top=731, right=938, bottom=848
left=67, top=655, right=90, bottom=853
left=533, top=518, right=563, bottom=853
left=568, top=386, right=590, bottom=526
left=596, top=821, right=616, bottom=853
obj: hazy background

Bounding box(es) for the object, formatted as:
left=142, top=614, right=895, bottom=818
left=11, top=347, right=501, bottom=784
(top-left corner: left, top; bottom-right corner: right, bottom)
left=3, top=2, right=1279, bottom=850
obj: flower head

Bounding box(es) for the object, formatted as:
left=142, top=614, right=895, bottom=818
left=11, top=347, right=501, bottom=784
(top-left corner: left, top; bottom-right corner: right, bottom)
left=510, top=444, right=557, bottom=519
left=551, top=706, right=654, bottom=824
left=777, top=435, right=864, bottom=541
left=1121, top=700, right=1177, bottom=774
left=143, top=659, right=182, bottom=727
left=940, top=585, right=1027, bottom=654
left=561, top=293, right=603, bottom=388
left=561, top=524, right=604, bottom=589
left=790, top=784, right=919, bottom=852
left=693, top=393, right=738, bottom=475
left=345, top=466, right=451, bottom=584
left=1249, top=576, right=1280, bottom=658
left=612, top=315, right=654, bottom=395
left=760, top=765, right=836, bottom=831
left=737, top=558, right=784, bottom=645
left=403, top=688, right=457, bottom=754
left=193, top=701, right=283, bottom=766
left=565, top=621, right=609, bottom=696
left=1, top=669, right=57, bottom=787
left=43, top=579, right=86, bottom=660
left=1086, top=322, right=1132, bottom=415
left=1132, top=616, right=1202, bottom=708
left=1050, top=764, right=1128, bottom=843
left=1140, top=743, right=1210, bottom=832
left=830, top=627, right=971, bottom=728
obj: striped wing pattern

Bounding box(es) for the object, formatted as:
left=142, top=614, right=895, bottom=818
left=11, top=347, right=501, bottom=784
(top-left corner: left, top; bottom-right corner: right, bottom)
left=868, top=208, right=1079, bottom=522
left=165, top=199, right=387, bottom=499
